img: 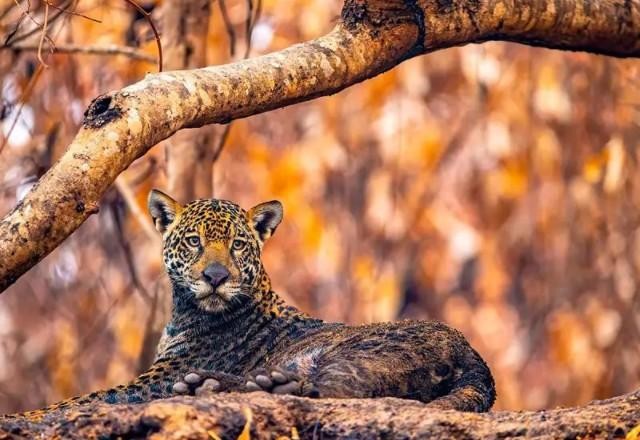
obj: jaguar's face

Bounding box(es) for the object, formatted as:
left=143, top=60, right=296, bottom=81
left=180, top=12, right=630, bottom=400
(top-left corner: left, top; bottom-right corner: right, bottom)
left=148, top=189, right=282, bottom=313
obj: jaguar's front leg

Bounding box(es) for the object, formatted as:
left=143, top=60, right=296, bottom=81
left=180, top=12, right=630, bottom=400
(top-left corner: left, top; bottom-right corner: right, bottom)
left=173, top=367, right=318, bottom=397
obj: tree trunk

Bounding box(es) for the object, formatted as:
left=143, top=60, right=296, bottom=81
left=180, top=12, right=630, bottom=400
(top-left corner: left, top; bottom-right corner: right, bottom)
left=2, top=390, right=639, bottom=439
left=162, top=0, right=221, bottom=202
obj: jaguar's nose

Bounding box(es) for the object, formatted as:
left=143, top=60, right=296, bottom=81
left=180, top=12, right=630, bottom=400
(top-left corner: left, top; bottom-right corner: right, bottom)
left=202, top=263, right=230, bottom=288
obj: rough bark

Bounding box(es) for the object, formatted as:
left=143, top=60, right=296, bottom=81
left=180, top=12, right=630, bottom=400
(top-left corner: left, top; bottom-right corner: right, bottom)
left=2, top=390, right=639, bottom=439
left=0, top=0, right=638, bottom=289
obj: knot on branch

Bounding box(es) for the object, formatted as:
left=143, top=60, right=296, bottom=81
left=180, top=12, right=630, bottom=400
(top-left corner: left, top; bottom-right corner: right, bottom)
left=341, top=0, right=426, bottom=53
left=83, top=94, right=123, bottom=129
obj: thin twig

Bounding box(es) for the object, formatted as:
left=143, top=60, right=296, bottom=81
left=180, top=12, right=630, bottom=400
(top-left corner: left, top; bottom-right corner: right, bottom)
left=3, top=13, right=26, bottom=46
left=4, top=42, right=156, bottom=62
left=4, top=0, right=69, bottom=46
left=114, top=176, right=158, bottom=242
left=127, top=157, right=157, bottom=186
left=122, top=0, right=162, bottom=72
left=244, top=0, right=262, bottom=57
left=13, top=0, right=40, bottom=29
left=244, top=0, right=253, bottom=58
left=44, top=0, right=101, bottom=23
left=211, top=123, right=232, bottom=163
left=5, top=0, right=53, bottom=49
left=111, top=199, right=153, bottom=303
left=0, top=63, right=44, bottom=155
left=36, top=1, right=49, bottom=67
left=218, top=0, right=236, bottom=57
left=253, top=0, right=262, bottom=30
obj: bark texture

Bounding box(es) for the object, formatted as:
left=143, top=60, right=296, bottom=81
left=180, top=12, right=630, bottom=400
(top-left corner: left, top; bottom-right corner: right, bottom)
left=1, top=391, right=639, bottom=439
left=0, top=0, right=638, bottom=289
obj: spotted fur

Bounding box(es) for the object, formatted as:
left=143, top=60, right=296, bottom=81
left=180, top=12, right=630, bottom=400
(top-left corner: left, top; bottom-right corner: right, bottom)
left=156, top=196, right=275, bottom=314
left=1, top=190, right=496, bottom=433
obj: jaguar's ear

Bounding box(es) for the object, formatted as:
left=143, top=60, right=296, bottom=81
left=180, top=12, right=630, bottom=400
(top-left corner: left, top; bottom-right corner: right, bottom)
left=148, top=189, right=183, bottom=234
left=247, top=201, right=283, bottom=243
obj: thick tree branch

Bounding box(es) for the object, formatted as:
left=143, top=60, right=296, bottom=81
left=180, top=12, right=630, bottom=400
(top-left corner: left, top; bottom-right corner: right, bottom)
left=2, top=391, right=639, bottom=439
left=0, top=0, right=638, bottom=291
left=368, top=0, right=640, bottom=57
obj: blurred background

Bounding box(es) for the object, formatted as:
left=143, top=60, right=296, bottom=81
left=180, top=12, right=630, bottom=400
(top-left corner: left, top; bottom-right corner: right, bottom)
left=0, top=0, right=639, bottom=413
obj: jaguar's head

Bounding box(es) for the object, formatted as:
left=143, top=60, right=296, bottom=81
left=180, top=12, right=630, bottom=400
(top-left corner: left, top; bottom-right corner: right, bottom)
left=148, top=189, right=282, bottom=313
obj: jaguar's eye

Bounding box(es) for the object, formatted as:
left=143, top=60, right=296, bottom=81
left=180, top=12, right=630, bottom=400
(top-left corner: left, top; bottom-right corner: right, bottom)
left=231, top=239, right=246, bottom=251
left=186, top=235, right=201, bottom=248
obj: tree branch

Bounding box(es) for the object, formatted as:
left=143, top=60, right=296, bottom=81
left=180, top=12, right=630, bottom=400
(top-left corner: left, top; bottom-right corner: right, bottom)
left=0, top=0, right=638, bottom=291
left=2, top=42, right=157, bottom=62
left=2, top=390, right=639, bottom=439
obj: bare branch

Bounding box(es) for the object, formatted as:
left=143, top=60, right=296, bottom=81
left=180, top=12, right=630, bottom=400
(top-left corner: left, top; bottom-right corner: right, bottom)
left=111, top=201, right=153, bottom=302
left=244, top=0, right=254, bottom=57
left=43, top=0, right=101, bottom=23
left=218, top=0, right=236, bottom=57
left=211, top=123, right=232, bottom=164
left=36, top=1, right=49, bottom=67
left=0, top=63, right=44, bottom=155
left=4, top=0, right=70, bottom=46
left=113, top=177, right=158, bottom=242
left=241, top=0, right=262, bottom=58
left=3, top=42, right=156, bottom=62
left=122, top=0, right=162, bottom=72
